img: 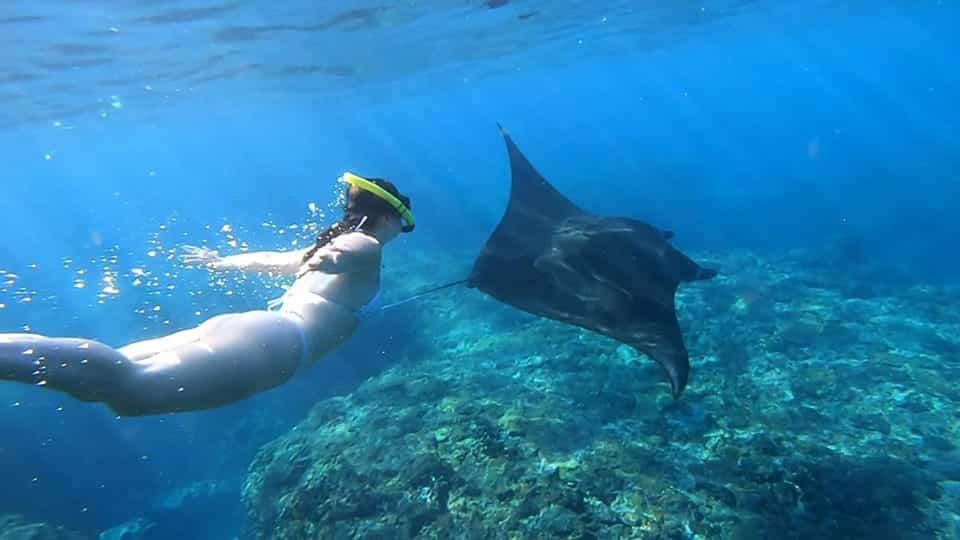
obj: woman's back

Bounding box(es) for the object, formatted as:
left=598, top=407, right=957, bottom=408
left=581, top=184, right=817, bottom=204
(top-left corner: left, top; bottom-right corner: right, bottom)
left=283, top=231, right=383, bottom=315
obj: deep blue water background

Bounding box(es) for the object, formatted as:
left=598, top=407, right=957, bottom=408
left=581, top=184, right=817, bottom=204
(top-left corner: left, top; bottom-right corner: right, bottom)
left=0, top=0, right=957, bottom=536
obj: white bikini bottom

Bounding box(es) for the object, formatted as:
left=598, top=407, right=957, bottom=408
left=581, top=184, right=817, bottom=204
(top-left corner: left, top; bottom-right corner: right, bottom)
left=286, top=312, right=312, bottom=372
left=270, top=291, right=363, bottom=373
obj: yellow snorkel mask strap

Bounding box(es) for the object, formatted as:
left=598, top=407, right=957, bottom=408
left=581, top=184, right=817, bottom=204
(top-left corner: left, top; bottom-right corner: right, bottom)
left=339, top=172, right=416, bottom=232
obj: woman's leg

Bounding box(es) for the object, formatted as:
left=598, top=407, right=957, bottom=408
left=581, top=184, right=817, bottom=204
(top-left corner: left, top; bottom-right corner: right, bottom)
left=0, top=311, right=308, bottom=416
left=0, top=333, right=134, bottom=405
left=117, top=327, right=204, bottom=361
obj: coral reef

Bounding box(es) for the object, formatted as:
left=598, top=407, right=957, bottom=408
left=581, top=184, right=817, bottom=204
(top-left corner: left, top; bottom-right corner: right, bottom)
left=97, top=480, right=243, bottom=540
left=0, top=515, right=84, bottom=540
left=98, top=518, right=155, bottom=540
left=243, top=249, right=959, bottom=539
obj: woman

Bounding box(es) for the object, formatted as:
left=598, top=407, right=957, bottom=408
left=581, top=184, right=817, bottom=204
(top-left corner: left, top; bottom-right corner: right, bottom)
left=0, top=173, right=414, bottom=416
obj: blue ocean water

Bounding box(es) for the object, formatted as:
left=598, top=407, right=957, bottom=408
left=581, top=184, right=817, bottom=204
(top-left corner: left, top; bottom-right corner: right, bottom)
left=0, top=1, right=957, bottom=538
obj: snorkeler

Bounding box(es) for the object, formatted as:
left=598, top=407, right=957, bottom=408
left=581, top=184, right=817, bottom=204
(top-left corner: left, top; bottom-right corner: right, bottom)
left=0, top=173, right=414, bottom=416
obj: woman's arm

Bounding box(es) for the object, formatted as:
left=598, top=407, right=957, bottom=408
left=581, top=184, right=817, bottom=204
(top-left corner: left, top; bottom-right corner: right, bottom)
left=181, top=245, right=310, bottom=276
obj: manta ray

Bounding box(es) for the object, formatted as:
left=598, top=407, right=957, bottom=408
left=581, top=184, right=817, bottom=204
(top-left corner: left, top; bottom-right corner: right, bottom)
left=385, top=125, right=717, bottom=396
left=465, top=125, right=717, bottom=397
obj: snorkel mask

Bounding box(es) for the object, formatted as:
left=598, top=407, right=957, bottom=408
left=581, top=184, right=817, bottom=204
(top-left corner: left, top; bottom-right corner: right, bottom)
left=339, top=172, right=416, bottom=233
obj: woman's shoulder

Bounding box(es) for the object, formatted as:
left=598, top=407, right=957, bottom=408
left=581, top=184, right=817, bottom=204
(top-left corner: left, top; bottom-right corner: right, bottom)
left=331, top=230, right=382, bottom=252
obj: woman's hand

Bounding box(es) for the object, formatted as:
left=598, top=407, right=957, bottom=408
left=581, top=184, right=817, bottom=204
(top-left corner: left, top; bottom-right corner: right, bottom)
left=180, top=245, right=222, bottom=268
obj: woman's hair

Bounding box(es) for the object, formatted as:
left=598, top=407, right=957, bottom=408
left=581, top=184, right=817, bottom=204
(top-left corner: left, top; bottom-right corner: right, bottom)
left=301, top=177, right=411, bottom=263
